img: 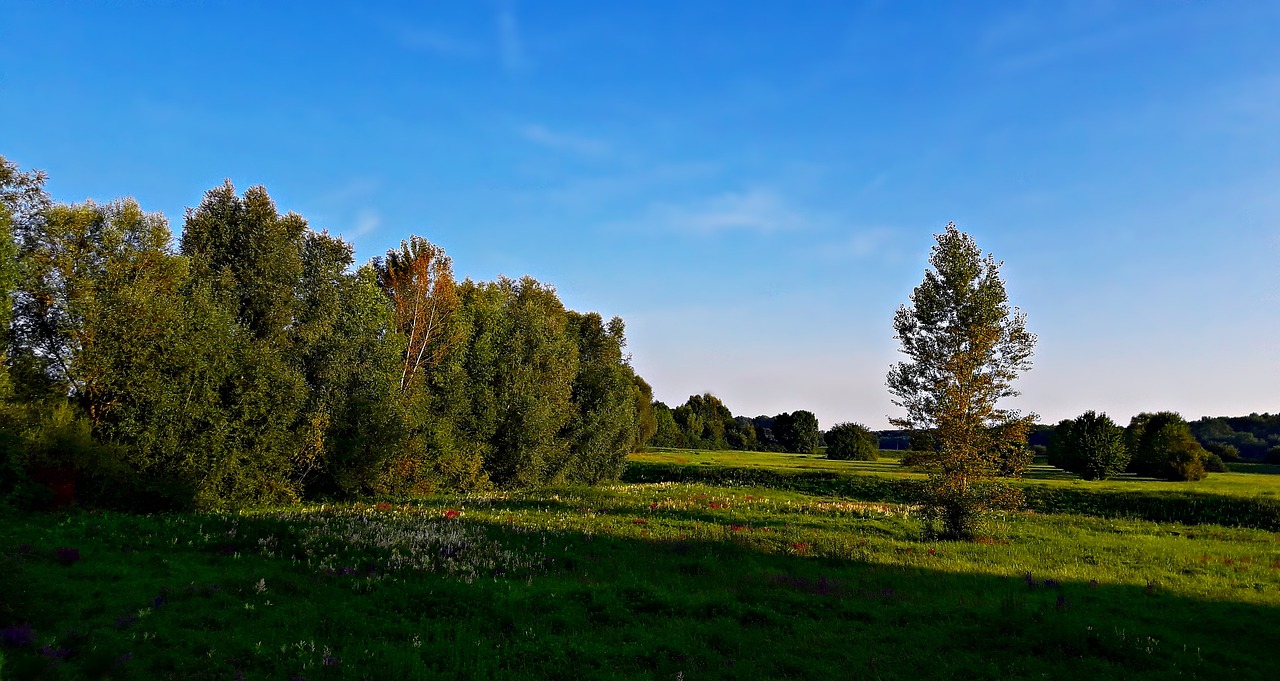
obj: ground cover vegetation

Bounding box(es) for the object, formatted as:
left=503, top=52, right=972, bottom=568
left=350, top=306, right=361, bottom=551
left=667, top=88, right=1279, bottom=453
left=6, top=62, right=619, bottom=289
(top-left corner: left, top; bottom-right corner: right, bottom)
left=0, top=155, right=651, bottom=512
left=4, top=481, right=1280, bottom=679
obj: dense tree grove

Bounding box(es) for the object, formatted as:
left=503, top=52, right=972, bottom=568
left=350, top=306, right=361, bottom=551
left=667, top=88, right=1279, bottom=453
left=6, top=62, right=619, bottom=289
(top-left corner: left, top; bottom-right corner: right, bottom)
left=0, top=156, right=650, bottom=510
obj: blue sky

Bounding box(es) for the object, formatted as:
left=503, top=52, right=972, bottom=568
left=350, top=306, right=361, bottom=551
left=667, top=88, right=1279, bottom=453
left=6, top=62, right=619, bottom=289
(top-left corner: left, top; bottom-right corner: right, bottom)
left=2, top=1, right=1277, bottom=428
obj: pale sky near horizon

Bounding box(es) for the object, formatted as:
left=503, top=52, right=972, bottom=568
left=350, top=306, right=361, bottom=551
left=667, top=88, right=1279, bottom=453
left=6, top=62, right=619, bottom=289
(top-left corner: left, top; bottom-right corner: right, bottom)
left=2, top=1, right=1277, bottom=429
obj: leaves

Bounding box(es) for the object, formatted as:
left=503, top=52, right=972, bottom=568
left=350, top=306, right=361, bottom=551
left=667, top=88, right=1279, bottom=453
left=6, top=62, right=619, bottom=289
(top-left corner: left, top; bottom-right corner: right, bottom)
left=887, top=223, right=1038, bottom=538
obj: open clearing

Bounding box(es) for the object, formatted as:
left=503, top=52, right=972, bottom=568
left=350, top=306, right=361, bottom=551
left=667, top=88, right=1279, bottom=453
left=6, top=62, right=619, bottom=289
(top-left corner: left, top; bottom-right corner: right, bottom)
left=3, top=452, right=1280, bottom=679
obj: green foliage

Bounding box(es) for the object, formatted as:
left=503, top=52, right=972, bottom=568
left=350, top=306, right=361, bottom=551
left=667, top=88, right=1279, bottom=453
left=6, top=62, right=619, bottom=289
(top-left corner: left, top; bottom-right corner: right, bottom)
left=824, top=422, right=879, bottom=460
left=773, top=410, right=820, bottom=454
left=887, top=223, right=1037, bottom=538
left=1203, top=453, right=1228, bottom=473
left=1266, top=446, right=1280, bottom=465
left=630, top=375, right=657, bottom=451
left=672, top=393, right=732, bottom=450
left=450, top=277, right=579, bottom=488
left=1047, top=411, right=1129, bottom=480
left=1191, top=413, right=1280, bottom=459
left=1204, top=442, right=1241, bottom=462
left=650, top=401, right=684, bottom=448
left=1126, top=412, right=1209, bottom=482
left=560, top=312, right=639, bottom=483
left=180, top=181, right=305, bottom=341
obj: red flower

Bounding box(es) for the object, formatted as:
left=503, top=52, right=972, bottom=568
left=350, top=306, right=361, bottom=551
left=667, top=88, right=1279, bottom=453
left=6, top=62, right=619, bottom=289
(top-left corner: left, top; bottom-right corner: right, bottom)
left=730, top=525, right=745, bottom=532
left=650, top=502, right=658, bottom=510
left=443, top=509, right=460, bottom=519
left=632, top=518, right=648, bottom=525
left=376, top=502, right=392, bottom=511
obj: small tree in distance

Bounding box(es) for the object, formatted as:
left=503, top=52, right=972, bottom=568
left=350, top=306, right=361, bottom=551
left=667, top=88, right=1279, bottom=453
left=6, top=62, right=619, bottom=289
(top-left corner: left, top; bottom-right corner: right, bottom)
left=825, top=422, right=879, bottom=461
left=887, top=223, right=1037, bottom=539
left=1047, top=411, right=1129, bottom=480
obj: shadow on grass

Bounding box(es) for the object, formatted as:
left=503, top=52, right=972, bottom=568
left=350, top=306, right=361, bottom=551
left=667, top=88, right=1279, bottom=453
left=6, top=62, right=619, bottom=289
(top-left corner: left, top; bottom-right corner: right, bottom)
left=3, top=508, right=1279, bottom=680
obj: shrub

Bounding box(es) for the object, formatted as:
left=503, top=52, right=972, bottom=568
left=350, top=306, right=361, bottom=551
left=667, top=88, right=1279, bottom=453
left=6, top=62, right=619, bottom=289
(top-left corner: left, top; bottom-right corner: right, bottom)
left=1203, top=453, right=1228, bottom=473
left=1267, top=446, right=1280, bottom=465
left=899, top=450, right=932, bottom=468
left=1126, top=412, right=1210, bottom=481
left=1047, top=411, right=1129, bottom=480
left=824, top=422, right=879, bottom=461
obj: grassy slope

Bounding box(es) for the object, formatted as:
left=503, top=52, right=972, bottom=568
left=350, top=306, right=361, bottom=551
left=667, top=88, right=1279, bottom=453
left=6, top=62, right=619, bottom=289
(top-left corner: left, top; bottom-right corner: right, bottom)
left=3, top=482, right=1280, bottom=679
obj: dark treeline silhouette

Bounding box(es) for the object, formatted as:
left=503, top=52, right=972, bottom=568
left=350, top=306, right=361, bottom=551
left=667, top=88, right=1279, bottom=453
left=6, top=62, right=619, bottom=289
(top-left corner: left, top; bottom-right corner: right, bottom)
left=649, top=392, right=823, bottom=454
left=0, top=156, right=651, bottom=510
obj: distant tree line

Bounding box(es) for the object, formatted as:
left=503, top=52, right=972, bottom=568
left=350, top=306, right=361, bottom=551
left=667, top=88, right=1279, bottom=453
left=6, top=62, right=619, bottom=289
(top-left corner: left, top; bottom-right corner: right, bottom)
left=1189, top=414, right=1280, bottom=462
left=0, top=156, right=652, bottom=510
left=1046, top=410, right=1237, bottom=481
left=648, top=393, right=833, bottom=455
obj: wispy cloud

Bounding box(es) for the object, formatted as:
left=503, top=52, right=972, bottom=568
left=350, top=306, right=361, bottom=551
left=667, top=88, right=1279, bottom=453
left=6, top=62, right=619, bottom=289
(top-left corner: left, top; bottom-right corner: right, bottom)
left=392, top=25, right=480, bottom=58
left=520, top=124, right=609, bottom=156
left=645, top=188, right=809, bottom=234
left=822, top=227, right=898, bottom=259
left=351, top=209, right=381, bottom=238
left=496, top=1, right=528, bottom=72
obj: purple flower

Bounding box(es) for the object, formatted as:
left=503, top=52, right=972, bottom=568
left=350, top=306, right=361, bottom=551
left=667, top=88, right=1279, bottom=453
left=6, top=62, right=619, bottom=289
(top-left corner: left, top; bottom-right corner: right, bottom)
left=115, top=652, right=133, bottom=667
left=322, top=655, right=340, bottom=666
left=153, top=595, right=166, bottom=608
left=55, top=547, right=81, bottom=565
left=1, top=623, right=35, bottom=648
left=114, top=614, right=138, bottom=630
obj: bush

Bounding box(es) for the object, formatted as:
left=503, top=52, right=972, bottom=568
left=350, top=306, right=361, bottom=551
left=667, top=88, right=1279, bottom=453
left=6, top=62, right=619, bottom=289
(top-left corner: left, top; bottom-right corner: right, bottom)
left=824, top=422, right=879, bottom=461
left=899, top=450, right=932, bottom=468
left=1203, top=453, right=1228, bottom=473
left=1047, top=411, right=1129, bottom=480
left=1126, top=412, right=1211, bottom=481
left=1267, top=446, right=1280, bottom=465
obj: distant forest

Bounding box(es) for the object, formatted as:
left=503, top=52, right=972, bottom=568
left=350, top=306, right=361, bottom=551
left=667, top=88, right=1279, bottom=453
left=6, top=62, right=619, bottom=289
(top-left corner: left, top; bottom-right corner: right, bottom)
left=884, top=415, right=1280, bottom=463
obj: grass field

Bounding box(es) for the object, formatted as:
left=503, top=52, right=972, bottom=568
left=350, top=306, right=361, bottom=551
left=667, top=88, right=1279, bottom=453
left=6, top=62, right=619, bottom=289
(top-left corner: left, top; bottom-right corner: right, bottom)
left=3, top=451, right=1280, bottom=679
left=633, top=447, right=1280, bottom=497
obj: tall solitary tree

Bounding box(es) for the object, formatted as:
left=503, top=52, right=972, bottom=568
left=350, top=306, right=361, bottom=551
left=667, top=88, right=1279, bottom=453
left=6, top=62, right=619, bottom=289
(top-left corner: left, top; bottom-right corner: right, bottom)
left=887, top=223, right=1037, bottom=538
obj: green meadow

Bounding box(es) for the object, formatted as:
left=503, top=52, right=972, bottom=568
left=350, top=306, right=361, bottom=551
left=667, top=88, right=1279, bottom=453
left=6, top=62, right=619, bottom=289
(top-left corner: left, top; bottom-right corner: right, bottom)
left=4, top=450, right=1280, bottom=679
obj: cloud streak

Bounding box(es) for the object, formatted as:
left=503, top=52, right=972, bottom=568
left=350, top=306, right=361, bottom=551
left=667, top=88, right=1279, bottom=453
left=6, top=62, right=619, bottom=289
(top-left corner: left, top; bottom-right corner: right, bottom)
left=520, top=124, right=609, bottom=156
left=497, top=1, right=527, bottom=72
left=647, top=189, right=809, bottom=234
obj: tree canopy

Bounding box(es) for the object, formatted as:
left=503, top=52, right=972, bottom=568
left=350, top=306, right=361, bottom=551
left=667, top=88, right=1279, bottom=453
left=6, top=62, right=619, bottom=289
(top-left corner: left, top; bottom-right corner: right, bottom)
left=887, top=223, right=1037, bottom=538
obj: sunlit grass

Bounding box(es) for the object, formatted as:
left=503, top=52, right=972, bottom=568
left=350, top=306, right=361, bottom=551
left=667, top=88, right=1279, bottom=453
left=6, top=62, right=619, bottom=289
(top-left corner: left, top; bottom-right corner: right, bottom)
left=4, top=481, right=1280, bottom=678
